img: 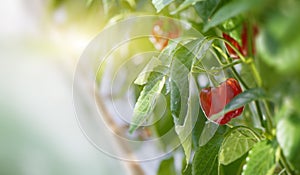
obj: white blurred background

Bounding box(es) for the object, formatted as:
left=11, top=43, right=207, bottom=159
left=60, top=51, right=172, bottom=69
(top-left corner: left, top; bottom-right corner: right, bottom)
left=0, top=0, right=129, bottom=174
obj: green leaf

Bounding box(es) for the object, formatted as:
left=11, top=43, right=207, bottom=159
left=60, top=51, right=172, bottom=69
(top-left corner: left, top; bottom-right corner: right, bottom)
left=170, top=39, right=210, bottom=161
left=219, top=127, right=259, bottom=165
left=242, top=141, right=276, bottom=175
left=192, top=108, right=206, bottom=147
left=203, top=0, right=259, bottom=32
left=210, top=88, right=267, bottom=121
left=169, top=56, right=190, bottom=124
left=160, top=39, right=186, bottom=67
left=198, top=121, right=219, bottom=146
left=157, top=157, right=176, bottom=175
left=152, top=0, right=174, bottom=12
left=171, top=0, right=205, bottom=14
left=182, top=164, right=192, bottom=175
left=175, top=74, right=199, bottom=165
left=170, top=38, right=208, bottom=125
left=135, top=39, right=184, bottom=86
left=221, top=17, right=243, bottom=42
left=129, top=66, right=167, bottom=133
left=130, top=39, right=186, bottom=133
left=181, top=157, right=191, bottom=175
left=134, top=57, right=161, bottom=85
left=277, top=113, right=300, bottom=173
left=192, top=128, right=224, bottom=175
left=152, top=94, right=174, bottom=138
left=219, top=153, right=248, bottom=175
left=266, top=165, right=277, bottom=175
left=194, top=0, right=223, bottom=23
left=224, top=88, right=266, bottom=112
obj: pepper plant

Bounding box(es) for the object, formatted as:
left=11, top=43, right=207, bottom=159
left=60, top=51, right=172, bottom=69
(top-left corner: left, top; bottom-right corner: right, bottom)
left=126, top=0, right=300, bottom=174
left=63, top=0, right=300, bottom=174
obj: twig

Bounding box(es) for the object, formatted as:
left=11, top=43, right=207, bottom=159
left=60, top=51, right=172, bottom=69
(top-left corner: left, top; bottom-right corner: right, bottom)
left=94, top=91, right=145, bottom=175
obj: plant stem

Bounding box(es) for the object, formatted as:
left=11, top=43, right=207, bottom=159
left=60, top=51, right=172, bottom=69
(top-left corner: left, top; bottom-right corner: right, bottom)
left=230, top=66, right=249, bottom=89
left=209, top=37, right=250, bottom=89
left=262, top=100, right=276, bottom=135
left=254, top=101, right=267, bottom=130
left=94, top=91, right=145, bottom=175
left=246, top=20, right=254, bottom=58
left=208, top=36, right=248, bottom=63
left=212, top=44, right=228, bottom=65
left=208, top=35, right=272, bottom=134
left=248, top=59, right=273, bottom=134
left=243, top=21, right=270, bottom=133
left=222, top=60, right=243, bottom=69
left=249, top=60, right=262, bottom=87
left=249, top=63, right=273, bottom=134
left=279, top=149, right=294, bottom=175
left=192, top=60, right=242, bottom=73
left=208, top=35, right=276, bottom=135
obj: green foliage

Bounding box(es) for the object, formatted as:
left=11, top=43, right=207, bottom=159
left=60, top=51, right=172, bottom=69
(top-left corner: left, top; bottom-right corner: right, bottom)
left=219, top=127, right=259, bottom=165
left=173, top=74, right=199, bottom=165
left=171, top=0, right=205, bottom=14
left=134, top=57, right=162, bottom=85
left=129, top=67, right=167, bottom=133
left=191, top=108, right=206, bottom=147
left=170, top=38, right=206, bottom=124
left=157, top=157, right=176, bottom=175
left=198, top=121, right=219, bottom=146
left=55, top=0, right=300, bottom=174
left=152, top=0, right=175, bottom=12
left=126, top=0, right=300, bottom=173
left=203, top=0, right=260, bottom=32
left=152, top=94, right=174, bottom=138
left=194, top=0, right=224, bottom=23
left=242, top=141, right=276, bottom=175
left=277, top=113, right=300, bottom=173
left=219, top=154, right=247, bottom=175
left=114, top=0, right=300, bottom=173
left=182, top=163, right=192, bottom=175
left=192, top=127, right=226, bottom=175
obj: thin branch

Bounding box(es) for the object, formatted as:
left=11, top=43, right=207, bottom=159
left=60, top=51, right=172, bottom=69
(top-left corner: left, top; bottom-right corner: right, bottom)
left=94, top=91, right=145, bottom=175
